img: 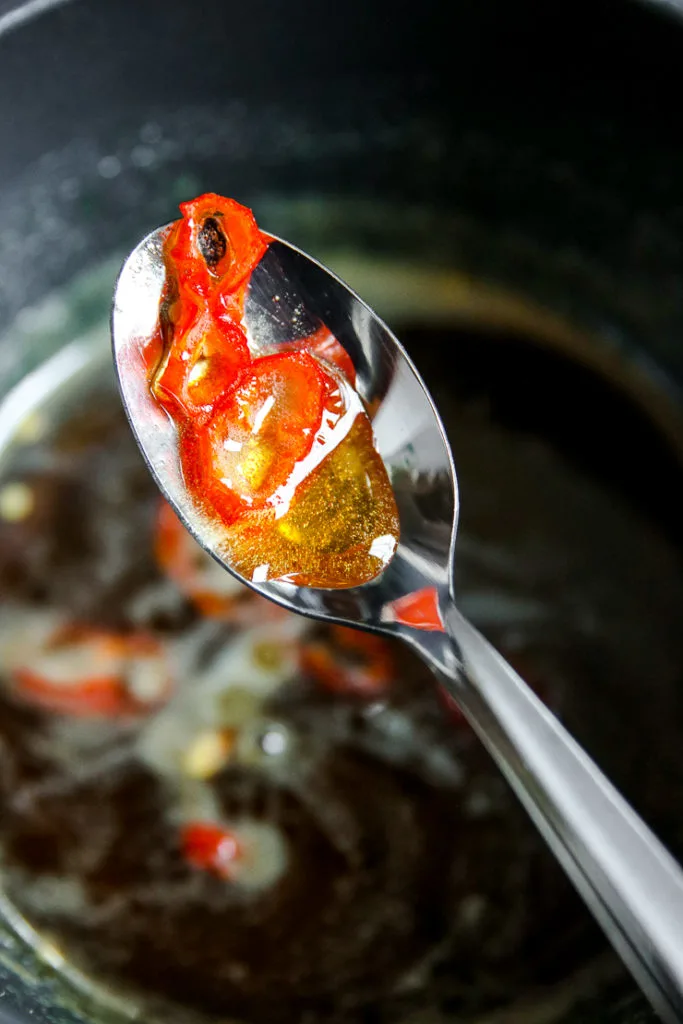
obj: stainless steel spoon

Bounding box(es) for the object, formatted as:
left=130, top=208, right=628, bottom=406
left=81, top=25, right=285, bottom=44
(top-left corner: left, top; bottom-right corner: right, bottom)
left=113, top=223, right=683, bottom=1022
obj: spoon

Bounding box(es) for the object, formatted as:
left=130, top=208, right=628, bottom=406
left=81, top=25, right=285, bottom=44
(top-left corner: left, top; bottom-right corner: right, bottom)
left=113, top=223, right=683, bottom=1022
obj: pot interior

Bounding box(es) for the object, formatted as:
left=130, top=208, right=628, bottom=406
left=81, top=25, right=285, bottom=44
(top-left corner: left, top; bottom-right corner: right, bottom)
left=0, top=2, right=682, bottom=1023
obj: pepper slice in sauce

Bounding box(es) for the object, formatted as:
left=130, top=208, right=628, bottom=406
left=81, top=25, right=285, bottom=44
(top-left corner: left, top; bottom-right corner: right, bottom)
left=10, top=622, right=171, bottom=719
left=147, top=193, right=399, bottom=588
left=180, top=821, right=242, bottom=880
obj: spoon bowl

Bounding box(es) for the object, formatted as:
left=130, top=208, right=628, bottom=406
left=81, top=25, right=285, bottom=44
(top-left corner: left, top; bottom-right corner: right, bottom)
left=113, top=218, right=683, bottom=1023
left=113, top=225, right=458, bottom=630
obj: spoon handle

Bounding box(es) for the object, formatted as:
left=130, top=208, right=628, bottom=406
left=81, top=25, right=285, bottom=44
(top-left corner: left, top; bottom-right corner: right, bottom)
left=419, top=605, right=683, bottom=1023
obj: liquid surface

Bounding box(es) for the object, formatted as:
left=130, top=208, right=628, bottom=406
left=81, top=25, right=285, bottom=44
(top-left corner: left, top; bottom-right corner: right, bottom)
left=1, top=272, right=683, bottom=1024
left=147, top=194, right=399, bottom=587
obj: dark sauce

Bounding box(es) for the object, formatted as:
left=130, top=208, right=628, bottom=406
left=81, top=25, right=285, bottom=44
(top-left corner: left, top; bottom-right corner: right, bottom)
left=0, top=326, right=681, bottom=1023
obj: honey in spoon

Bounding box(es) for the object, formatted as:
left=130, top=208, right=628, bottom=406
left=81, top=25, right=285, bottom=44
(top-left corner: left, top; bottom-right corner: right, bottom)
left=146, top=193, right=399, bottom=588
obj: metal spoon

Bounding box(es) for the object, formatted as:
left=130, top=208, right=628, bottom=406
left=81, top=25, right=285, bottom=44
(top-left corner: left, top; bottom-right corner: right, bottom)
left=113, top=224, right=683, bottom=1022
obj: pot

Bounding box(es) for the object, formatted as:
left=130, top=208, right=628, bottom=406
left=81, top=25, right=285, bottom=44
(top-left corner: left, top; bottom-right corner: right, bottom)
left=0, top=1, right=682, bottom=1023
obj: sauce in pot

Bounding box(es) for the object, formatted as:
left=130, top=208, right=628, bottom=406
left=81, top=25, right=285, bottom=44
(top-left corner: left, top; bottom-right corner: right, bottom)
left=0, top=257, right=682, bottom=1024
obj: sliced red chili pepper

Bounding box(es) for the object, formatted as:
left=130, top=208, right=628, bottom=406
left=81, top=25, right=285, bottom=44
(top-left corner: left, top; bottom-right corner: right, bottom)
left=166, top=193, right=268, bottom=299
left=301, top=624, right=393, bottom=697
left=14, top=671, right=131, bottom=718
left=152, top=303, right=251, bottom=423
left=11, top=624, right=171, bottom=719
left=180, top=821, right=242, bottom=880
left=151, top=192, right=400, bottom=589
left=184, top=351, right=327, bottom=523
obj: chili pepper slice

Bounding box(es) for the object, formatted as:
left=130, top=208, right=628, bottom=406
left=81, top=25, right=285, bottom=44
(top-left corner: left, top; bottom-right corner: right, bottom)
left=301, top=624, right=393, bottom=697
left=180, top=821, right=242, bottom=880
left=148, top=192, right=400, bottom=588
left=152, top=306, right=251, bottom=423
left=183, top=351, right=328, bottom=523
left=11, top=623, right=171, bottom=719
left=166, top=193, right=268, bottom=299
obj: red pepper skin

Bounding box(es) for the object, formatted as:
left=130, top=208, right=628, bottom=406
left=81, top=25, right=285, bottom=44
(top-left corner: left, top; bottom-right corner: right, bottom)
left=168, top=193, right=268, bottom=299
left=147, top=193, right=400, bottom=588
left=12, top=625, right=170, bottom=719
left=180, top=821, right=242, bottom=880
left=301, top=625, right=393, bottom=697
left=182, top=351, right=329, bottom=524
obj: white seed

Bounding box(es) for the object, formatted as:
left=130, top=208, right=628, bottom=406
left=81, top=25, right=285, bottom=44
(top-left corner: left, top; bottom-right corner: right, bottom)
left=182, top=729, right=233, bottom=779
left=0, top=482, right=34, bottom=522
